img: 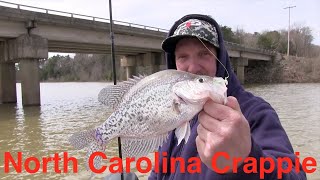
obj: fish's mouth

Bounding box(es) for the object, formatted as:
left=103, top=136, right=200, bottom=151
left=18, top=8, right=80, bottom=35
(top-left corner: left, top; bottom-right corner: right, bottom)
left=175, top=92, right=204, bottom=105
left=175, top=92, right=187, bottom=104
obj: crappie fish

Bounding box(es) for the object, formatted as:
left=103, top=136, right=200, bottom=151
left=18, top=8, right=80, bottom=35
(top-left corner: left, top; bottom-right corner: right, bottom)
left=69, top=69, right=227, bottom=169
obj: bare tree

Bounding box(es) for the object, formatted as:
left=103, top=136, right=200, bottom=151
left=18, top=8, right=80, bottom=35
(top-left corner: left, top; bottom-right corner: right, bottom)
left=289, top=24, right=314, bottom=57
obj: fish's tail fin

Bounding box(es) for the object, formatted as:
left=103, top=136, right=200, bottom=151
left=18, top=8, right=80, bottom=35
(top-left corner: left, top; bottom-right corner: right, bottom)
left=69, top=129, right=96, bottom=150
left=86, top=140, right=106, bottom=171
left=69, top=129, right=107, bottom=174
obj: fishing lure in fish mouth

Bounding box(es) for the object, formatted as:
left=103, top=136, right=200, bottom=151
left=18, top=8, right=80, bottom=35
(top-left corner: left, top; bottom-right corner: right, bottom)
left=69, top=70, right=228, bottom=174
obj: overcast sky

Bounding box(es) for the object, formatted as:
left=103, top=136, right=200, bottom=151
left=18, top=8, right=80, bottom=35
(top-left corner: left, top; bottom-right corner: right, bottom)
left=2, top=0, right=320, bottom=46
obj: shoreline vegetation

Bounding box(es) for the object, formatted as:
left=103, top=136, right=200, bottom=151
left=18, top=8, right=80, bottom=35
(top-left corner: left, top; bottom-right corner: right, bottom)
left=245, top=55, right=320, bottom=84
left=23, top=54, right=318, bottom=84
left=15, top=24, right=320, bottom=84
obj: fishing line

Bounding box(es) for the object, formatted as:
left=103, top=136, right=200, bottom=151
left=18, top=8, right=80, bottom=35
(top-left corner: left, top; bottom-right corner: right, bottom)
left=178, top=19, right=230, bottom=85
left=198, top=38, right=230, bottom=81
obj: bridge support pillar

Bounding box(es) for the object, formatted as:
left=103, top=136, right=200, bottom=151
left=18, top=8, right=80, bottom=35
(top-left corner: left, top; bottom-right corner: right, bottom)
left=0, top=62, right=17, bottom=103
left=142, top=52, right=157, bottom=75
left=237, top=66, right=245, bottom=84
left=20, top=59, right=41, bottom=106
left=7, top=34, right=48, bottom=106
left=120, top=55, right=136, bottom=80
left=158, top=52, right=167, bottom=71
left=135, top=52, right=165, bottom=76
left=0, top=41, right=17, bottom=104
left=235, top=58, right=248, bottom=84
left=154, top=52, right=166, bottom=72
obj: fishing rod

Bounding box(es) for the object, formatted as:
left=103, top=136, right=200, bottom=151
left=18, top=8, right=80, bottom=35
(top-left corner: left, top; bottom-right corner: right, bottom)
left=108, top=0, right=124, bottom=180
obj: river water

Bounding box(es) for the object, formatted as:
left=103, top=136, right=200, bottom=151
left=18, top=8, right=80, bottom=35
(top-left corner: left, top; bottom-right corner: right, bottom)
left=0, top=82, right=319, bottom=180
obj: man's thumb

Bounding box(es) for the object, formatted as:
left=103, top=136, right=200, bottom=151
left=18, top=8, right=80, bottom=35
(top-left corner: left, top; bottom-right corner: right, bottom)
left=226, top=96, right=241, bottom=112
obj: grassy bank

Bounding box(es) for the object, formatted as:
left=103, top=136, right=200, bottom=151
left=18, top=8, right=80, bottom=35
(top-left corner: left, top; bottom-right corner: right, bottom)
left=245, top=55, right=320, bottom=84
left=280, top=56, right=320, bottom=83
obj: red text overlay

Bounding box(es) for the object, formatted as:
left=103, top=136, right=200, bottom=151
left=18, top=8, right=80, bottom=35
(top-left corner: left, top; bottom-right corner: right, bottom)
left=2, top=151, right=317, bottom=179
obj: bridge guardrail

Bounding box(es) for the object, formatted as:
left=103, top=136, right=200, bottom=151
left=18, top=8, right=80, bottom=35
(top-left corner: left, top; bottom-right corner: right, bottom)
left=0, top=0, right=276, bottom=54
left=224, top=41, right=276, bottom=54
left=0, top=0, right=168, bottom=32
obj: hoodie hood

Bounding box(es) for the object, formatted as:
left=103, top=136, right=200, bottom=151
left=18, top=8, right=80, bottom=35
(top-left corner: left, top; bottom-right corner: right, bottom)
left=164, top=14, right=243, bottom=96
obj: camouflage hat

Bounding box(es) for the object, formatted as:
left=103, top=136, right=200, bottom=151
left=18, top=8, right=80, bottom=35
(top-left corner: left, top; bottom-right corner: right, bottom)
left=162, top=19, right=219, bottom=53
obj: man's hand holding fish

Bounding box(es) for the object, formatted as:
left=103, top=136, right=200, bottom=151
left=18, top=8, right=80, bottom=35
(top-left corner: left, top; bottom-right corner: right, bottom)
left=196, top=96, right=251, bottom=172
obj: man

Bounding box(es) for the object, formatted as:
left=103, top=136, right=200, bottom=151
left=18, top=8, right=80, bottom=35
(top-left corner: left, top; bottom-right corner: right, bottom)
left=148, top=14, right=306, bottom=179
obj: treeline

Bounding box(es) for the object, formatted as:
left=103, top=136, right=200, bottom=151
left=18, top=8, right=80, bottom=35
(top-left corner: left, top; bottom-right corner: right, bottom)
left=221, top=24, right=320, bottom=58
left=33, top=24, right=319, bottom=82
left=38, top=54, right=118, bottom=81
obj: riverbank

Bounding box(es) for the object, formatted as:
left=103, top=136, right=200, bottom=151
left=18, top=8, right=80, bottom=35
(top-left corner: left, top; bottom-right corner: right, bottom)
left=15, top=55, right=319, bottom=84
left=280, top=56, right=320, bottom=83
left=245, top=55, right=320, bottom=84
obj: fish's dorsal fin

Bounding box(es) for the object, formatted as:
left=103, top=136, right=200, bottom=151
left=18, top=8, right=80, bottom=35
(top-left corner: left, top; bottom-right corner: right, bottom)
left=121, top=133, right=168, bottom=158
left=98, top=74, right=145, bottom=111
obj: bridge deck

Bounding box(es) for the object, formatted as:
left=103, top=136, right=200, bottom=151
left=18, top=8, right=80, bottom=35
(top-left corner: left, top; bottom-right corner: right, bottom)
left=0, top=1, right=276, bottom=60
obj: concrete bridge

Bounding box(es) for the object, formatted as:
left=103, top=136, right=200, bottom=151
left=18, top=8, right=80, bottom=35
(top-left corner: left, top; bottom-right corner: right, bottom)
left=0, top=1, right=277, bottom=106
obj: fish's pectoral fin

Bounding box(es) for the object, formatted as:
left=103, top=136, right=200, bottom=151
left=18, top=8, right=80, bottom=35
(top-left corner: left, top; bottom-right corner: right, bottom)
left=121, top=133, right=169, bottom=158
left=184, top=122, right=191, bottom=143
left=175, top=122, right=191, bottom=145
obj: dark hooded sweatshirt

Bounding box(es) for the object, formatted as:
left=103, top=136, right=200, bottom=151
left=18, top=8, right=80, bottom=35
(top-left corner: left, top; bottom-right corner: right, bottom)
left=148, top=14, right=307, bottom=180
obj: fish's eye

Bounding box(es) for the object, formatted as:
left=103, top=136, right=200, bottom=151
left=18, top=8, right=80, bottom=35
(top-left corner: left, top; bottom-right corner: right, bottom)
left=198, top=78, right=204, bottom=83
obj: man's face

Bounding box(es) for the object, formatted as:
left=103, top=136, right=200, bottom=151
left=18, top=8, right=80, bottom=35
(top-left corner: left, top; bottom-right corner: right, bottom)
left=174, top=37, right=217, bottom=77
